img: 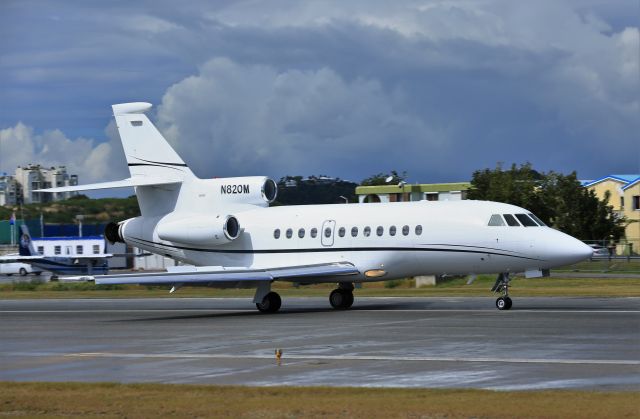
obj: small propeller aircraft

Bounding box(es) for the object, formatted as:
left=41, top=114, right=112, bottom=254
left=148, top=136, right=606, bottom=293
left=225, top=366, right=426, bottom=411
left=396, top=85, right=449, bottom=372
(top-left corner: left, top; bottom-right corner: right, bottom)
left=37, top=102, right=593, bottom=312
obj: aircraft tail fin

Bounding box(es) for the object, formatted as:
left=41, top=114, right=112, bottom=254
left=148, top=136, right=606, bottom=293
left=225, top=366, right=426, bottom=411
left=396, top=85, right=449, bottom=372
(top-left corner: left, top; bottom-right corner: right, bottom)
left=112, top=102, right=195, bottom=180
left=18, top=225, right=39, bottom=256
left=36, top=102, right=195, bottom=216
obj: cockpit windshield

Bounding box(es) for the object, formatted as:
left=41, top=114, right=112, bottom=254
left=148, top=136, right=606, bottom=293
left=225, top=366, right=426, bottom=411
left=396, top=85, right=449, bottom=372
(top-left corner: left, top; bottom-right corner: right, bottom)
left=488, top=213, right=546, bottom=227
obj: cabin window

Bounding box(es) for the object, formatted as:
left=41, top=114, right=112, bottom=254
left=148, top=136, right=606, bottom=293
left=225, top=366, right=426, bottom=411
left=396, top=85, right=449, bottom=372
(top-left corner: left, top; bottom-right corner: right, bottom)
left=376, top=226, right=384, bottom=236
left=402, top=225, right=409, bottom=236
left=286, top=228, right=293, bottom=239
left=338, top=227, right=346, bottom=237
left=363, top=226, right=371, bottom=237
left=76, top=245, right=83, bottom=255
left=389, top=226, right=396, bottom=236
left=54, top=245, right=61, bottom=255
left=503, top=214, right=520, bottom=226
left=324, top=227, right=332, bottom=238
left=37, top=246, right=44, bottom=254
left=93, top=245, right=100, bottom=254
left=310, top=228, right=318, bottom=238
left=488, top=214, right=505, bottom=226
left=351, top=227, right=358, bottom=237
left=528, top=213, right=546, bottom=226
left=298, top=228, right=305, bottom=238
left=415, top=225, right=423, bottom=235
left=274, top=229, right=281, bottom=239
left=130, top=120, right=143, bottom=127
left=515, top=214, right=538, bottom=227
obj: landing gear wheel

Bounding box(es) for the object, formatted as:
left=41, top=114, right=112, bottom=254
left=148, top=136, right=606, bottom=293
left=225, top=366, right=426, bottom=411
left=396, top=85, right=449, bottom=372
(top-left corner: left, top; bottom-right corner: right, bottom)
left=19, top=268, right=27, bottom=276
left=256, top=292, right=281, bottom=313
left=496, top=296, right=512, bottom=310
left=329, top=289, right=354, bottom=310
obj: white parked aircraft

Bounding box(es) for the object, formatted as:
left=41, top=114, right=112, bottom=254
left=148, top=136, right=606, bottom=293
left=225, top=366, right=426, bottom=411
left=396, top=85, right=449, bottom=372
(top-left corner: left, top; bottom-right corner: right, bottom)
left=38, top=102, right=593, bottom=312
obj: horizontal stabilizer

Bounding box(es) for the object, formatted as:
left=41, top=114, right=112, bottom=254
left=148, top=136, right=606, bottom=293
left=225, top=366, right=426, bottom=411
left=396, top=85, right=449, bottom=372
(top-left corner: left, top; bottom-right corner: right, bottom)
left=35, top=177, right=182, bottom=193
left=86, top=262, right=359, bottom=285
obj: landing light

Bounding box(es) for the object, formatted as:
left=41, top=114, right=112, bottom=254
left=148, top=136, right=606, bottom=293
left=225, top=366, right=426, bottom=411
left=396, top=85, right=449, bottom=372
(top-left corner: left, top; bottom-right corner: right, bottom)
left=364, top=269, right=387, bottom=278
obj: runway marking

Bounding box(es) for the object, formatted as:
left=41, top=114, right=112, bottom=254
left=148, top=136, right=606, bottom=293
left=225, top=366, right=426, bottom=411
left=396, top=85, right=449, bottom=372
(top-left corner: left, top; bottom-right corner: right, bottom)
left=1, top=309, right=638, bottom=314
left=58, top=352, right=640, bottom=366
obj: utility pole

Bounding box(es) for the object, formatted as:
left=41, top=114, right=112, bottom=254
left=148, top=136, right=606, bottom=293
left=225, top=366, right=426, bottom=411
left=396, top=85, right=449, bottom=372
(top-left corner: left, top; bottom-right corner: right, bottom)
left=76, top=214, right=84, bottom=237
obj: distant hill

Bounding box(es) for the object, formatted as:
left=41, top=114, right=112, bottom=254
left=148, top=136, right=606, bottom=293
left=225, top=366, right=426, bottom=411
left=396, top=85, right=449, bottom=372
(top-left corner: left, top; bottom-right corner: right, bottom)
left=0, top=195, right=140, bottom=225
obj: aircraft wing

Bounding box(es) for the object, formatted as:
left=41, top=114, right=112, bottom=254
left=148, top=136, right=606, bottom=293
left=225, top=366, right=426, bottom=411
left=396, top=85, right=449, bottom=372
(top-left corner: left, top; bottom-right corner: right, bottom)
left=0, top=255, right=113, bottom=262
left=34, top=176, right=182, bottom=193
left=86, top=262, right=359, bottom=285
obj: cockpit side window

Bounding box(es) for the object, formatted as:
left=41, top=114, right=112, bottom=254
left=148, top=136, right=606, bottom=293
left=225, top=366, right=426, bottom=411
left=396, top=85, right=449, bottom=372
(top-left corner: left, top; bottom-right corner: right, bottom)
left=528, top=213, right=546, bottom=226
left=515, top=213, right=538, bottom=227
left=503, top=214, right=520, bottom=226
left=488, top=214, right=505, bottom=226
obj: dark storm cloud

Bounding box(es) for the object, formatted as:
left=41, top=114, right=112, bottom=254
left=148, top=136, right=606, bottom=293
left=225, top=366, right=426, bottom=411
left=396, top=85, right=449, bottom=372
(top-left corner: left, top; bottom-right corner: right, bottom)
left=0, top=0, right=637, bottom=186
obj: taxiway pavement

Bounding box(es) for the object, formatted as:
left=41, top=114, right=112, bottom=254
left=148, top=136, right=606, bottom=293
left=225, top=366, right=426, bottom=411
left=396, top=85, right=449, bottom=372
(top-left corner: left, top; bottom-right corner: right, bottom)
left=1, top=297, right=638, bottom=390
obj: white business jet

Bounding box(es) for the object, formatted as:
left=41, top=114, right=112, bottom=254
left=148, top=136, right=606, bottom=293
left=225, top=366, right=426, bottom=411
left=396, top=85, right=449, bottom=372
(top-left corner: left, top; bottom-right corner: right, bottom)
left=37, top=102, right=593, bottom=312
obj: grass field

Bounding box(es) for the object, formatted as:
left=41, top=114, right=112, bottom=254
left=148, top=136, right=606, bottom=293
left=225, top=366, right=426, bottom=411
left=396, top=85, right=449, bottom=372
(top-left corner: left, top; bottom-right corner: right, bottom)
left=1, top=382, right=638, bottom=418
left=1, top=275, right=639, bottom=299
left=558, top=259, right=640, bottom=273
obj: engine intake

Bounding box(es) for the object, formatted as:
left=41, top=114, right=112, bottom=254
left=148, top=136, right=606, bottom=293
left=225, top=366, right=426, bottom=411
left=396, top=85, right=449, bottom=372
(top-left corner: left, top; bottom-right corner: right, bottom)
left=105, top=221, right=125, bottom=244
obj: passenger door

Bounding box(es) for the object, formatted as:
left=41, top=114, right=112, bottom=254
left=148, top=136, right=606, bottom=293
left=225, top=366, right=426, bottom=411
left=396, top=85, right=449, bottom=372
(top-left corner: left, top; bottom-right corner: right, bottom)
left=321, top=220, right=336, bottom=247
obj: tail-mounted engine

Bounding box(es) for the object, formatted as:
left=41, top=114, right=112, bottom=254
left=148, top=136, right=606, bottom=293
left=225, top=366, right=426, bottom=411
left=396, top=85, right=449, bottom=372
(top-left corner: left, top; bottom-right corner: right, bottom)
left=156, top=214, right=241, bottom=246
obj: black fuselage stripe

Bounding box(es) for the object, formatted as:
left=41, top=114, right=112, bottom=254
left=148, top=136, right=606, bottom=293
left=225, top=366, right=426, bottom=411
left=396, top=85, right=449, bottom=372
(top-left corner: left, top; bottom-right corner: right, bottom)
left=129, top=237, right=543, bottom=261
left=131, top=157, right=188, bottom=167
left=128, top=163, right=185, bottom=171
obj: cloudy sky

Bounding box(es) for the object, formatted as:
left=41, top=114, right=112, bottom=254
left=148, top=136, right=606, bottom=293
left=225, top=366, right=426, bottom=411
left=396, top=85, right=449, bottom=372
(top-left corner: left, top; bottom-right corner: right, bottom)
left=1, top=0, right=638, bottom=192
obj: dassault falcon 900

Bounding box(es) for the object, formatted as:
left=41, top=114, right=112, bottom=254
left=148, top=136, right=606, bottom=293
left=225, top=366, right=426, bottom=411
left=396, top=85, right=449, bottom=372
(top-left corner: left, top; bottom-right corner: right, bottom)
left=38, top=102, right=593, bottom=313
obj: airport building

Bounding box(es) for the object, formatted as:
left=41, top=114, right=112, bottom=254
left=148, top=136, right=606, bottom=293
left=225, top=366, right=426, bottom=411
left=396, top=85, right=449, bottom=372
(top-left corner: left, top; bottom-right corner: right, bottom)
left=31, top=236, right=106, bottom=257
left=14, top=164, right=79, bottom=204
left=0, top=174, right=19, bottom=206
left=355, top=182, right=471, bottom=203
left=0, top=165, right=79, bottom=206
left=583, top=174, right=640, bottom=253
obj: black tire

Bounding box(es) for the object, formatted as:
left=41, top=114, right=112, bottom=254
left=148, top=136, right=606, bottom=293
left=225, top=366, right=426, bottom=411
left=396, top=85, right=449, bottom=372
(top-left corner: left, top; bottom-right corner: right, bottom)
left=504, top=296, right=513, bottom=310
left=19, top=268, right=27, bottom=276
left=330, top=289, right=353, bottom=310
left=344, top=291, right=354, bottom=309
left=35, top=272, right=42, bottom=276
left=256, top=292, right=282, bottom=313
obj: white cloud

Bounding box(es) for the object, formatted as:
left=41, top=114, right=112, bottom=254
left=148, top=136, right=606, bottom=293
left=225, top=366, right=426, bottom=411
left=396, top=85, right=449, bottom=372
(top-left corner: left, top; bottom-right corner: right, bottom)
left=1, top=0, right=638, bottom=183
left=155, top=58, right=444, bottom=180
left=0, top=122, right=128, bottom=183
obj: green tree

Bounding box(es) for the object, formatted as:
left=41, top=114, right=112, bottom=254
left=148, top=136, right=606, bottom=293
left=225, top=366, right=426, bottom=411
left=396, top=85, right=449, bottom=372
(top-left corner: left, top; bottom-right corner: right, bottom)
left=360, top=170, right=407, bottom=186
left=469, top=163, right=625, bottom=241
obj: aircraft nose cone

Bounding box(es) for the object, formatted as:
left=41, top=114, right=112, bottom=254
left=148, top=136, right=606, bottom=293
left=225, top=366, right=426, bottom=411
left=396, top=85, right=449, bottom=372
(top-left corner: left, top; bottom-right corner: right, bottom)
left=574, top=240, right=595, bottom=261
left=560, top=236, right=594, bottom=265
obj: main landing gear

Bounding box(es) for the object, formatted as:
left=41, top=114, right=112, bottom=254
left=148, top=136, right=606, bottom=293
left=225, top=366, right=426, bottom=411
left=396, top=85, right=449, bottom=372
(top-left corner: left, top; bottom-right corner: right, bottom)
left=491, top=273, right=512, bottom=310
left=256, top=291, right=281, bottom=313
left=329, top=283, right=354, bottom=310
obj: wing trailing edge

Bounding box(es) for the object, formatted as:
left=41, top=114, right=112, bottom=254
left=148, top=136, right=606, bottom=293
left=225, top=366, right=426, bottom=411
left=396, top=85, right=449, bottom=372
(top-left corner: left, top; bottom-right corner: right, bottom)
left=80, top=262, right=359, bottom=285
left=34, top=176, right=182, bottom=193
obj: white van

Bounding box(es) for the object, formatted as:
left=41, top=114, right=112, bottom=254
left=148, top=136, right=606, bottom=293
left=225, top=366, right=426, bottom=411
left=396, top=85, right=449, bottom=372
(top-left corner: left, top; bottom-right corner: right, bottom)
left=0, top=262, right=40, bottom=276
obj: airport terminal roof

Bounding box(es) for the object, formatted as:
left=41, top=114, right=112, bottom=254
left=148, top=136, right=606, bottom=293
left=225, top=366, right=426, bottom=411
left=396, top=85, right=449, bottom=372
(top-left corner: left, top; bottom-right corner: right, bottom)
left=582, top=174, right=640, bottom=188
left=355, top=182, right=471, bottom=195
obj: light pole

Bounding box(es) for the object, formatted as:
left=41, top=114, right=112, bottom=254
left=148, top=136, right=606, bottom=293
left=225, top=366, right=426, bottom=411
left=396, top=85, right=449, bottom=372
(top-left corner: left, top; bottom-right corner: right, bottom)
left=75, top=214, right=84, bottom=237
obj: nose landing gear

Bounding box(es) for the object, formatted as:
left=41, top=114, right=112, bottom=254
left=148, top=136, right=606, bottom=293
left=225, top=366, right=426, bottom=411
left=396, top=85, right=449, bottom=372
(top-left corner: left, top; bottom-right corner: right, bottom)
left=492, top=273, right=512, bottom=310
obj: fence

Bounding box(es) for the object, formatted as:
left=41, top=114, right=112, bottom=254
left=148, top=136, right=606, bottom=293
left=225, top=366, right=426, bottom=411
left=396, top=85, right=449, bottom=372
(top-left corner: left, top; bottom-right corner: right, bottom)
left=0, top=219, right=107, bottom=244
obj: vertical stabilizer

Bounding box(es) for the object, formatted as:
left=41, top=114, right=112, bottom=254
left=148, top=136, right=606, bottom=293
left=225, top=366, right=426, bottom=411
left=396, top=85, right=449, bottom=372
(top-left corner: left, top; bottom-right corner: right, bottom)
left=18, top=225, right=39, bottom=256
left=112, top=102, right=195, bottom=180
